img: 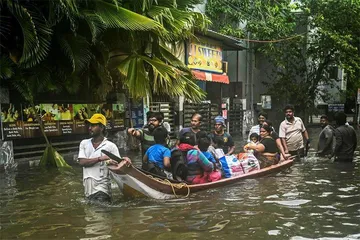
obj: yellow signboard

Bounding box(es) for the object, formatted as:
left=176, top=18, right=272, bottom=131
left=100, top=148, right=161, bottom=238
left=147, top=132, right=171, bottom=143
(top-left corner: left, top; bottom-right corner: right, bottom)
left=187, top=38, right=223, bottom=73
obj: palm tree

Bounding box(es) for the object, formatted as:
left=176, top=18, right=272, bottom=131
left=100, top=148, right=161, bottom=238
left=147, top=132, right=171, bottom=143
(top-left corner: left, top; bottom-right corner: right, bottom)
left=109, top=0, right=208, bottom=101
left=0, top=0, right=209, bottom=167
left=0, top=0, right=165, bottom=167
left=1, top=0, right=207, bottom=102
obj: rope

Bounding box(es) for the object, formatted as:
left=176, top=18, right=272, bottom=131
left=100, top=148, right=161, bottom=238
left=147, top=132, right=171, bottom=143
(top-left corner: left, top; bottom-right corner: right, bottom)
left=147, top=175, right=191, bottom=198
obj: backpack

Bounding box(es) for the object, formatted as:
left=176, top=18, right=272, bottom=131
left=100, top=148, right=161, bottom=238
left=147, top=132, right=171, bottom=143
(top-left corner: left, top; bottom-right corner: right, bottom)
left=170, top=149, right=188, bottom=181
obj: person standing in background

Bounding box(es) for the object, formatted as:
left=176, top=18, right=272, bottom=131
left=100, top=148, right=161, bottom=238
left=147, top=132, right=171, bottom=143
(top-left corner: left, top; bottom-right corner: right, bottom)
left=317, top=115, right=335, bottom=158
left=279, top=105, right=310, bottom=158
left=332, top=112, right=357, bottom=162
left=248, top=112, right=268, bottom=142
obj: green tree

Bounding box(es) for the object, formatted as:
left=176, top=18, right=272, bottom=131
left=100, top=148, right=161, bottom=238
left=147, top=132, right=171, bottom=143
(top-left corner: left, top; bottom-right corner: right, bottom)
left=0, top=0, right=208, bottom=167
left=0, top=0, right=207, bottom=102
left=108, top=0, right=208, bottom=101
left=206, top=0, right=360, bottom=119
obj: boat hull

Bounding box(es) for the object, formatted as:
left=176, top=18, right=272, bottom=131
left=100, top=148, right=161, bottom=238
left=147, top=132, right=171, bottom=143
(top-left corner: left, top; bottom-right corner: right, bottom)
left=110, top=159, right=294, bottom=199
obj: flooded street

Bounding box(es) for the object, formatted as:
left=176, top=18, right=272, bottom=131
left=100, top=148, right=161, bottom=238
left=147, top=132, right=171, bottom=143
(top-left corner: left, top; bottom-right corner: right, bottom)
left=1, top=128, right=359, bottom=240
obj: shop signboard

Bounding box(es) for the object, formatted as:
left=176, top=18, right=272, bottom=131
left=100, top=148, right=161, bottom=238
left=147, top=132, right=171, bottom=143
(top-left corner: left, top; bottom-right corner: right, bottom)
left=58, top=104, right=74, bottom=134
left=21, top=104, right=42, bottom=138
left=187, top=37, right=223, bottom=73
left=73, top=104, right=89, bottom=134
left=130, top=101, right=144, bottom=128
left=328, top=104, right=344, bottom=112
left=1, top=104, right=24, bottom=139
left=112, top=103, right=125, bottom=129
left=0, top=102, right=126, bottom=140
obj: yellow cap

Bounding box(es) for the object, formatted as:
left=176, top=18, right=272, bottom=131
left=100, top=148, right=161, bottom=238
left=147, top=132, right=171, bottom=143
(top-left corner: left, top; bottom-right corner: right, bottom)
left=85, top=113, right=106, bottom=126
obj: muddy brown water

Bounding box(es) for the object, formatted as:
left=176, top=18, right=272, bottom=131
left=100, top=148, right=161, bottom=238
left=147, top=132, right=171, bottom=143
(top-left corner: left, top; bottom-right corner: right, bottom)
left=0, top=128, right=359, bottom=239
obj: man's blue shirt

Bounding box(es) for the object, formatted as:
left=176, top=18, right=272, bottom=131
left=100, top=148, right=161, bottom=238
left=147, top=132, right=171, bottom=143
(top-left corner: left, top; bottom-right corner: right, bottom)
left=145, top=144, right=171, bottom=169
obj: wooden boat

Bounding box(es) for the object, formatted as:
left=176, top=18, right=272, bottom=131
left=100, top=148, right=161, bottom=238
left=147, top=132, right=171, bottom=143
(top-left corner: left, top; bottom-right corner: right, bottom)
left=109, top=159, right=294, bottom=200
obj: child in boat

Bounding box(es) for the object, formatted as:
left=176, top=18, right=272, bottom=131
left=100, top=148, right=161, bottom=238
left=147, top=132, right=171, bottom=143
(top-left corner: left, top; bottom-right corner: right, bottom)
left=250, top=133, right=260, bottom=144
left=143, top=127, right=172, bottom=178
left=246, top=133, right=260, bottom=153
left=176, top=132, right=214, bottom=184
left=198, top=135, right=216, bottom=164
left=198, top=135, right=222, bottom=182
left=208, top=136, right=226, bottom=160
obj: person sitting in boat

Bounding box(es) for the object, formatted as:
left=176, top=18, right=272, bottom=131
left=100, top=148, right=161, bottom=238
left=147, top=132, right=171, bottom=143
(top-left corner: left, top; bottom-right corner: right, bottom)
left=209, top=116, right=235, bottom=156
left=142, top=127, right=172, bottom=178
left=177, top=113, right=202, bottom=144
left=176, top=132, right=214, bottom=184
left=250, top=132, right=260, bottom=144
left=127, top=112, right=164, bottom=168
left=244, top=125, right=279, bottom=168
left=198, top=136, right=216, bottom=163
left=209, top=136, right=227, bottom=161
left=197, top=135, right=222, bottom=181
left=247, top=133, right=260, bottom=154
left=262, top=120, right=290, bottom=161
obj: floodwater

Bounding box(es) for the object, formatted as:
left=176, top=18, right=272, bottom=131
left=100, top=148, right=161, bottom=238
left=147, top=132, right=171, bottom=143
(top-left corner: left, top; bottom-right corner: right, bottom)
left=0, top=128, right=359, bottom=240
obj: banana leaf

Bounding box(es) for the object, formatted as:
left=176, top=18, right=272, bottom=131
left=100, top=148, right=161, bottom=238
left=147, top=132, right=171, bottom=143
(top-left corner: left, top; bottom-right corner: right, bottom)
left=39, top=145, right=72, bottom=169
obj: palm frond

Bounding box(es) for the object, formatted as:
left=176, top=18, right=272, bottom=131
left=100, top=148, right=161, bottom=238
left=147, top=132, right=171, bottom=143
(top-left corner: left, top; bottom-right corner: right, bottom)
left=117, top=55, right=150, bottom=98
left=57, top=34, right=93, bottom=73
left=94, top=0, right=164, bottom=32
left=6, top=2, right=39, bottom=65
left=63, top=73, right=81, bottom=94
left=147, top=6, right=174, bottom=25
left=158, top=43, right=187, bottom=69
left=28, top=65, right=54, bottom=93
left=82, top=12, right=106, bottom=43
left=0, top=15, right=12, bottom=46
left=91, top=61, right=113, bottom=100
left=0, top=56, right=14, bottom=79
left=59, top=0, right=79, bottom=13
left=5, top=1, right=52, bottom=67
left=179, top=73, right=206, bottom=102
left=117, top=53, right=204, bottom=101
left=11, top=74, right=34, bottom=102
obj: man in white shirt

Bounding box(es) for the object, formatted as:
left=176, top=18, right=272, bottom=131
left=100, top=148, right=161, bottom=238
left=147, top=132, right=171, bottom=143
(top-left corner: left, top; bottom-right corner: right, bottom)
left=78, top=113, right=130, bottom=203
left=279, top=105, right=310, bottom=158
left=248, top=112, right=268, bottom=142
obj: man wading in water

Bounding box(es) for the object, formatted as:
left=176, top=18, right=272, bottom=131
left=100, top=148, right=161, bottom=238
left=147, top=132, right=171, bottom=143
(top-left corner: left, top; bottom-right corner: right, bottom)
left=332, top=112, right=357, bottom=162
left=317, top=115, right=335, bottom=158
left=279, top=105, right=310, bottom=159
left=78, top=113, right=131, bottom=204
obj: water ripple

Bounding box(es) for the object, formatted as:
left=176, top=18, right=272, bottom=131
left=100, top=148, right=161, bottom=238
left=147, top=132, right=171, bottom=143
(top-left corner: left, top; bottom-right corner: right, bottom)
left=264, top=199, right=311, bottom=206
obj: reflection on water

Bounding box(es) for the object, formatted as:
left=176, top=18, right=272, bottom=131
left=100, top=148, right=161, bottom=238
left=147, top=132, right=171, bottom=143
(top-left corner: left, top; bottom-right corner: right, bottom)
left=0, top=129, right=359, bottom=239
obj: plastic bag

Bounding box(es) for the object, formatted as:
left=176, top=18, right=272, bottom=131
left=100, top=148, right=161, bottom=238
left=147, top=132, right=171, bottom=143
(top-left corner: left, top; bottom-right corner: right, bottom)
left=219, top=155, right=244, bottom=178
left=237, top=152, right=260, bottom=173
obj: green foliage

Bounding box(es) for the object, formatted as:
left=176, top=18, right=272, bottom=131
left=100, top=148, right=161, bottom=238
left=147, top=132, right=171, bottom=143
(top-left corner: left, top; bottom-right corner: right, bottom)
left=39, top=145, right=72, bottom=169
left=0, top=0, right=208, bottom=168
left=0, top=0, right=207, bottom=103
left=206, top=0, right=296, bottom=39
left=206, top=0, right=360, bottom=115
left=106, top=0, right=208, bottom=101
